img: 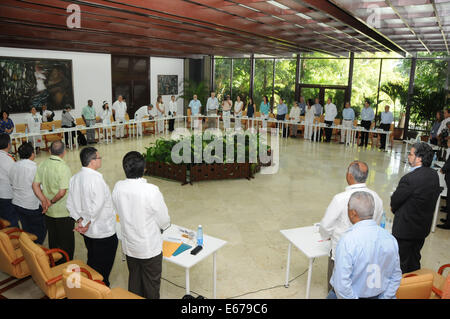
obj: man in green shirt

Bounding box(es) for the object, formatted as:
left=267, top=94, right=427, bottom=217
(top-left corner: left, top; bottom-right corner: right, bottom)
left=82, top=99, right=97, bottom=144
left=32, top=140, right=74, bottom=262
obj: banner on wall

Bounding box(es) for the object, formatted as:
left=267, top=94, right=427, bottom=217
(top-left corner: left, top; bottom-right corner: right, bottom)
left=0, top=56, right=74, bottom=113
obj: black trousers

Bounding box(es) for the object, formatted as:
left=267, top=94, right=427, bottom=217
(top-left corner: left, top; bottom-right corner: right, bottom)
left=324, top=121, right=333, bottom=142
left=360, top=120, right=371, bottom=147
left=45, top=216, right=75, bottom=264
left=394, top=236, right=425, bottom=274
left=15, top=205, right=47, bottom=244
left=83, top=234, right=118, bottom=287
left=276, top=114, right=288, bottom=137
left=379, top=123, right=391, bottom=148
left=62, top=124, right=76, bottom=146
left=168, top=112, right=175, bottom=131
left=126, top=253, right=163, bottom=299
left=0, top=198, right=19, bottom=228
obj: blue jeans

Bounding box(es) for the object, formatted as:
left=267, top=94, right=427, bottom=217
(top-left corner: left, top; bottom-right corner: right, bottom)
left=326, top=289, right=337, bottom=299
left=15, top=205, right=47, bottom=244
left=0, top=198, right=19, bottom=228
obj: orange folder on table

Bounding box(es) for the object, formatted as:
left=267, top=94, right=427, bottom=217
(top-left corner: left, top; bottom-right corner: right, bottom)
left=163, top=241, right=182, bottom=257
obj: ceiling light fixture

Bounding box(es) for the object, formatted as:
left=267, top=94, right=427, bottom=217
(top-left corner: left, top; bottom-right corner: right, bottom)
left=238, top=4, right=260, bottom=12
left=267, top=1, right=290, bottom=10
left=296, top=13, right=311, bottom=20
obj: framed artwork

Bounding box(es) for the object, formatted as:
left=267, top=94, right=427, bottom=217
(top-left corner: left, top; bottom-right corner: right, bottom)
left=157, top=75, right=178, bottom=96
left=0, top=57, right=74, bottom=113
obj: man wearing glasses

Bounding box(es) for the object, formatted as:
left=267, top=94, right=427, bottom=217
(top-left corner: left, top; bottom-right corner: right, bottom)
left=66, top=147, right=118, bottom=287
left=391, top=142, right=440, bottom=273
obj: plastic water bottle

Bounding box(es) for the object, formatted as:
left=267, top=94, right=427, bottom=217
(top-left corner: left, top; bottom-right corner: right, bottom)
left=432, top=153, right=437, bottom=167
left=197, top=225, right=203, bottom=246
left=380, top=212, right=386, bottom=229
left=25, top=126, right=28, bottom=134
left=52, top=124, right=55, bottom=131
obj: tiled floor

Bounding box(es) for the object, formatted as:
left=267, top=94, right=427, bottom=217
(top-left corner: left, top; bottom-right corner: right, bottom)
left=1, top=132, right=449, bottom=299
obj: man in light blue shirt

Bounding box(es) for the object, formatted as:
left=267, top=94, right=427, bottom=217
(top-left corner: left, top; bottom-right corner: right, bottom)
left=82, top=99, right=97, bottom=144
left=328, top=191, right=402, bottom=299
left=379, top=105, right=394, bottom=150
left=188, top=94, right=202, bottom=129
left=206, top=91, right=219, bottom=128
left=341, top=102, right=355, bottom=144
left=359, top=100, right=375, bottom=147
left=276, top=98, right=288, bottom=138
left=298, top=96, right=306, bottom=116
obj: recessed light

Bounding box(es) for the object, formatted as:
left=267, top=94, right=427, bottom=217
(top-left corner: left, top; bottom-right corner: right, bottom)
left=267, top=1, right=290, bottom=10
left=272, top=15, right=286, bottom=21
left=238, top=4, right=260, bottom=12
left=296, top=13, right=311, bottom=20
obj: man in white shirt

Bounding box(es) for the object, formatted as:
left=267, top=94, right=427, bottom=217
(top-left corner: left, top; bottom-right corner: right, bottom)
left=112, top=95, right=128, bottom=139
left=379, top=105, right=394, bottom=150
left=9, top=142, right=46, bottom=244
left=324, top=98, right=337, bottom=143
left=40, top=105, right=55, bottom=122
left=319, top=161, right=383, bottom=291
left=206, top=91, right=219, bottom=129
left=0, top=133, right=18, bottom=228
left=288, top=101, right=301, bottom=137
left=112, top=151, right=170, bottom=299
left=168, top=95, right=177, bottom=132
left=437, top=108, right=450, bottom=143
left=134, top=104, right=152, bottom=137
left=66, top=147, right=117, bottom=287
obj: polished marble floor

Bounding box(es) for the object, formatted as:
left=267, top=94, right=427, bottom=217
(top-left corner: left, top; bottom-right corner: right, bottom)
left=1, top=133, right=449, bottom=299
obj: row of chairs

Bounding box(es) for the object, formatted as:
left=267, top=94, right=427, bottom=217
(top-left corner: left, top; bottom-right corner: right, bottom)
left=186, top=109, right=394, bottom=146
left=0, top=218, right=142, bottom=299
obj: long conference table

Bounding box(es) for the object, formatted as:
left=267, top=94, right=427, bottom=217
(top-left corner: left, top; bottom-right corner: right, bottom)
left=10, top=115, right=392, bottom=151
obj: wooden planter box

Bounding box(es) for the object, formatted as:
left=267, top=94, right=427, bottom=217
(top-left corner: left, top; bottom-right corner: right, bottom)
left=145, top=162, right=188, bottom=185
left=190, top=163, right=251, bottom=182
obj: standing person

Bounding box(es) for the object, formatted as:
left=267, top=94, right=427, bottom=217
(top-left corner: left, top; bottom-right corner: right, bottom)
left=32, top=141, right=74, bottom=262
left=391, top=142, right=440, bottom=273
left=40, top=105, right=55, bottom=123
left=429, top=111, right=443, bottom=146
left=319, top=161, right=383, bottom=291
left=25, top=106, right=43, bottom=153
left=328, top=192, right=402, bottom=299
left=259, top=96, right=270, bottom=129
left=112, top=151, right=170, bottom=299
left=9, top=142, right=46, bottom=244
left=82, top=100, right=97, bottom=144
left=438, top=154, right=450, bottom=230
left=298, top=96, right=306, bottom=116
left=359, top=100, right=375, bottom=148
left=134, top=104, right=152, bottom=137
left=0, top=111, right=14, bottom=135
left=276, top=98, right=288, bottom=137
left=234, top=95, right=244, bottom=130
left=288, top=101, right=301, bottom=137
left=206, top=91, right=219, bottom=129
left=112, top=95, right=127, bottom=139
left=66, top=147, right=117, bottom=287
left=222, top=95, right=232, bottom=130
left=168, top=95, right=177, bottom=132
left=155, top=96, right=165, bottom=134
left=188, top=94, right=202, bottom=129
left=245, top=97, right=255, bottom=130
left=340, top=102, right=355, bottom=145
left=304, top=99, right=315, bottom=141
left=0, top=134, right=18, bottom=228
left=379, top=105, right=394, bottom=150
left=312, top=98, right=323, bottom=142
left=100, top=101, right=112, bottom=141
left=61, top=105, right=76, bottom=147
left=324, top=98, right=337, bottom=143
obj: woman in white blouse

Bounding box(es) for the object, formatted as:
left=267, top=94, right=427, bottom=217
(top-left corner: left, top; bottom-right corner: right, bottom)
left=156, top=95, right=165, bottom=134
left=222, top=95, right=232, bottom=129
left=234, top=95, right=243, bottom=130
left=289, top=102, right=301, bottom=137
left=100, top=101, right=112, bottom=141
left=25, top=106, right=43, bottom=152
left=304, top=99, right=315, bottom=141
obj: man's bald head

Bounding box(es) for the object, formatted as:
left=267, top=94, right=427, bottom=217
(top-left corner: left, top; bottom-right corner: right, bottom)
left=347, top=161, right=369, bottom=185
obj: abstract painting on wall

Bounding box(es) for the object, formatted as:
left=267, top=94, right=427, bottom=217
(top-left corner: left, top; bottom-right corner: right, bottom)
left=0, top=57, right=74, bottom=113
left=157, top=75, right=178, bottom=96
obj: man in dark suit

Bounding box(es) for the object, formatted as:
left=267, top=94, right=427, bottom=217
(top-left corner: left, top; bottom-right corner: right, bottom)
left=437, top=151, right=450, bottom=230
left=391, top=142, right=440, bottom=273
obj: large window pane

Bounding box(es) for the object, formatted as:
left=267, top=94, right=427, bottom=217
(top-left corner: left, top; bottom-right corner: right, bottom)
left=214, top=58, right=231, bottom=103
left=232, top=58, right=250, bottom=102
left=254, top=59, right=274, bottom=111
left=300, top=54, right=349, bottom=86
left=273, top=59, right=296, bottom=113
left=350, top=58, right=381, bottom=118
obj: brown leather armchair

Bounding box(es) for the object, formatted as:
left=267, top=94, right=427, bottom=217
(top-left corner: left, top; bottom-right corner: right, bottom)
left=405, top=264, right=450, bottom=299
left=18, top=232, right=103, bottom=299
left=396, top=273, right=434, bottom=299
left=62, top=268, right=144, bottom=299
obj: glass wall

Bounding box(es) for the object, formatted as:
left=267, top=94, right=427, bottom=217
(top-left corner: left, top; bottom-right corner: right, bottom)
left=273, top=58, right=296, bottom=112
left=300, top=53, right=349, bottom=86
left=232, top=58, right=251, bottom=102
left=254, top=59, right=274, bottom=111
left=214, top=58, right=231, bottom=103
